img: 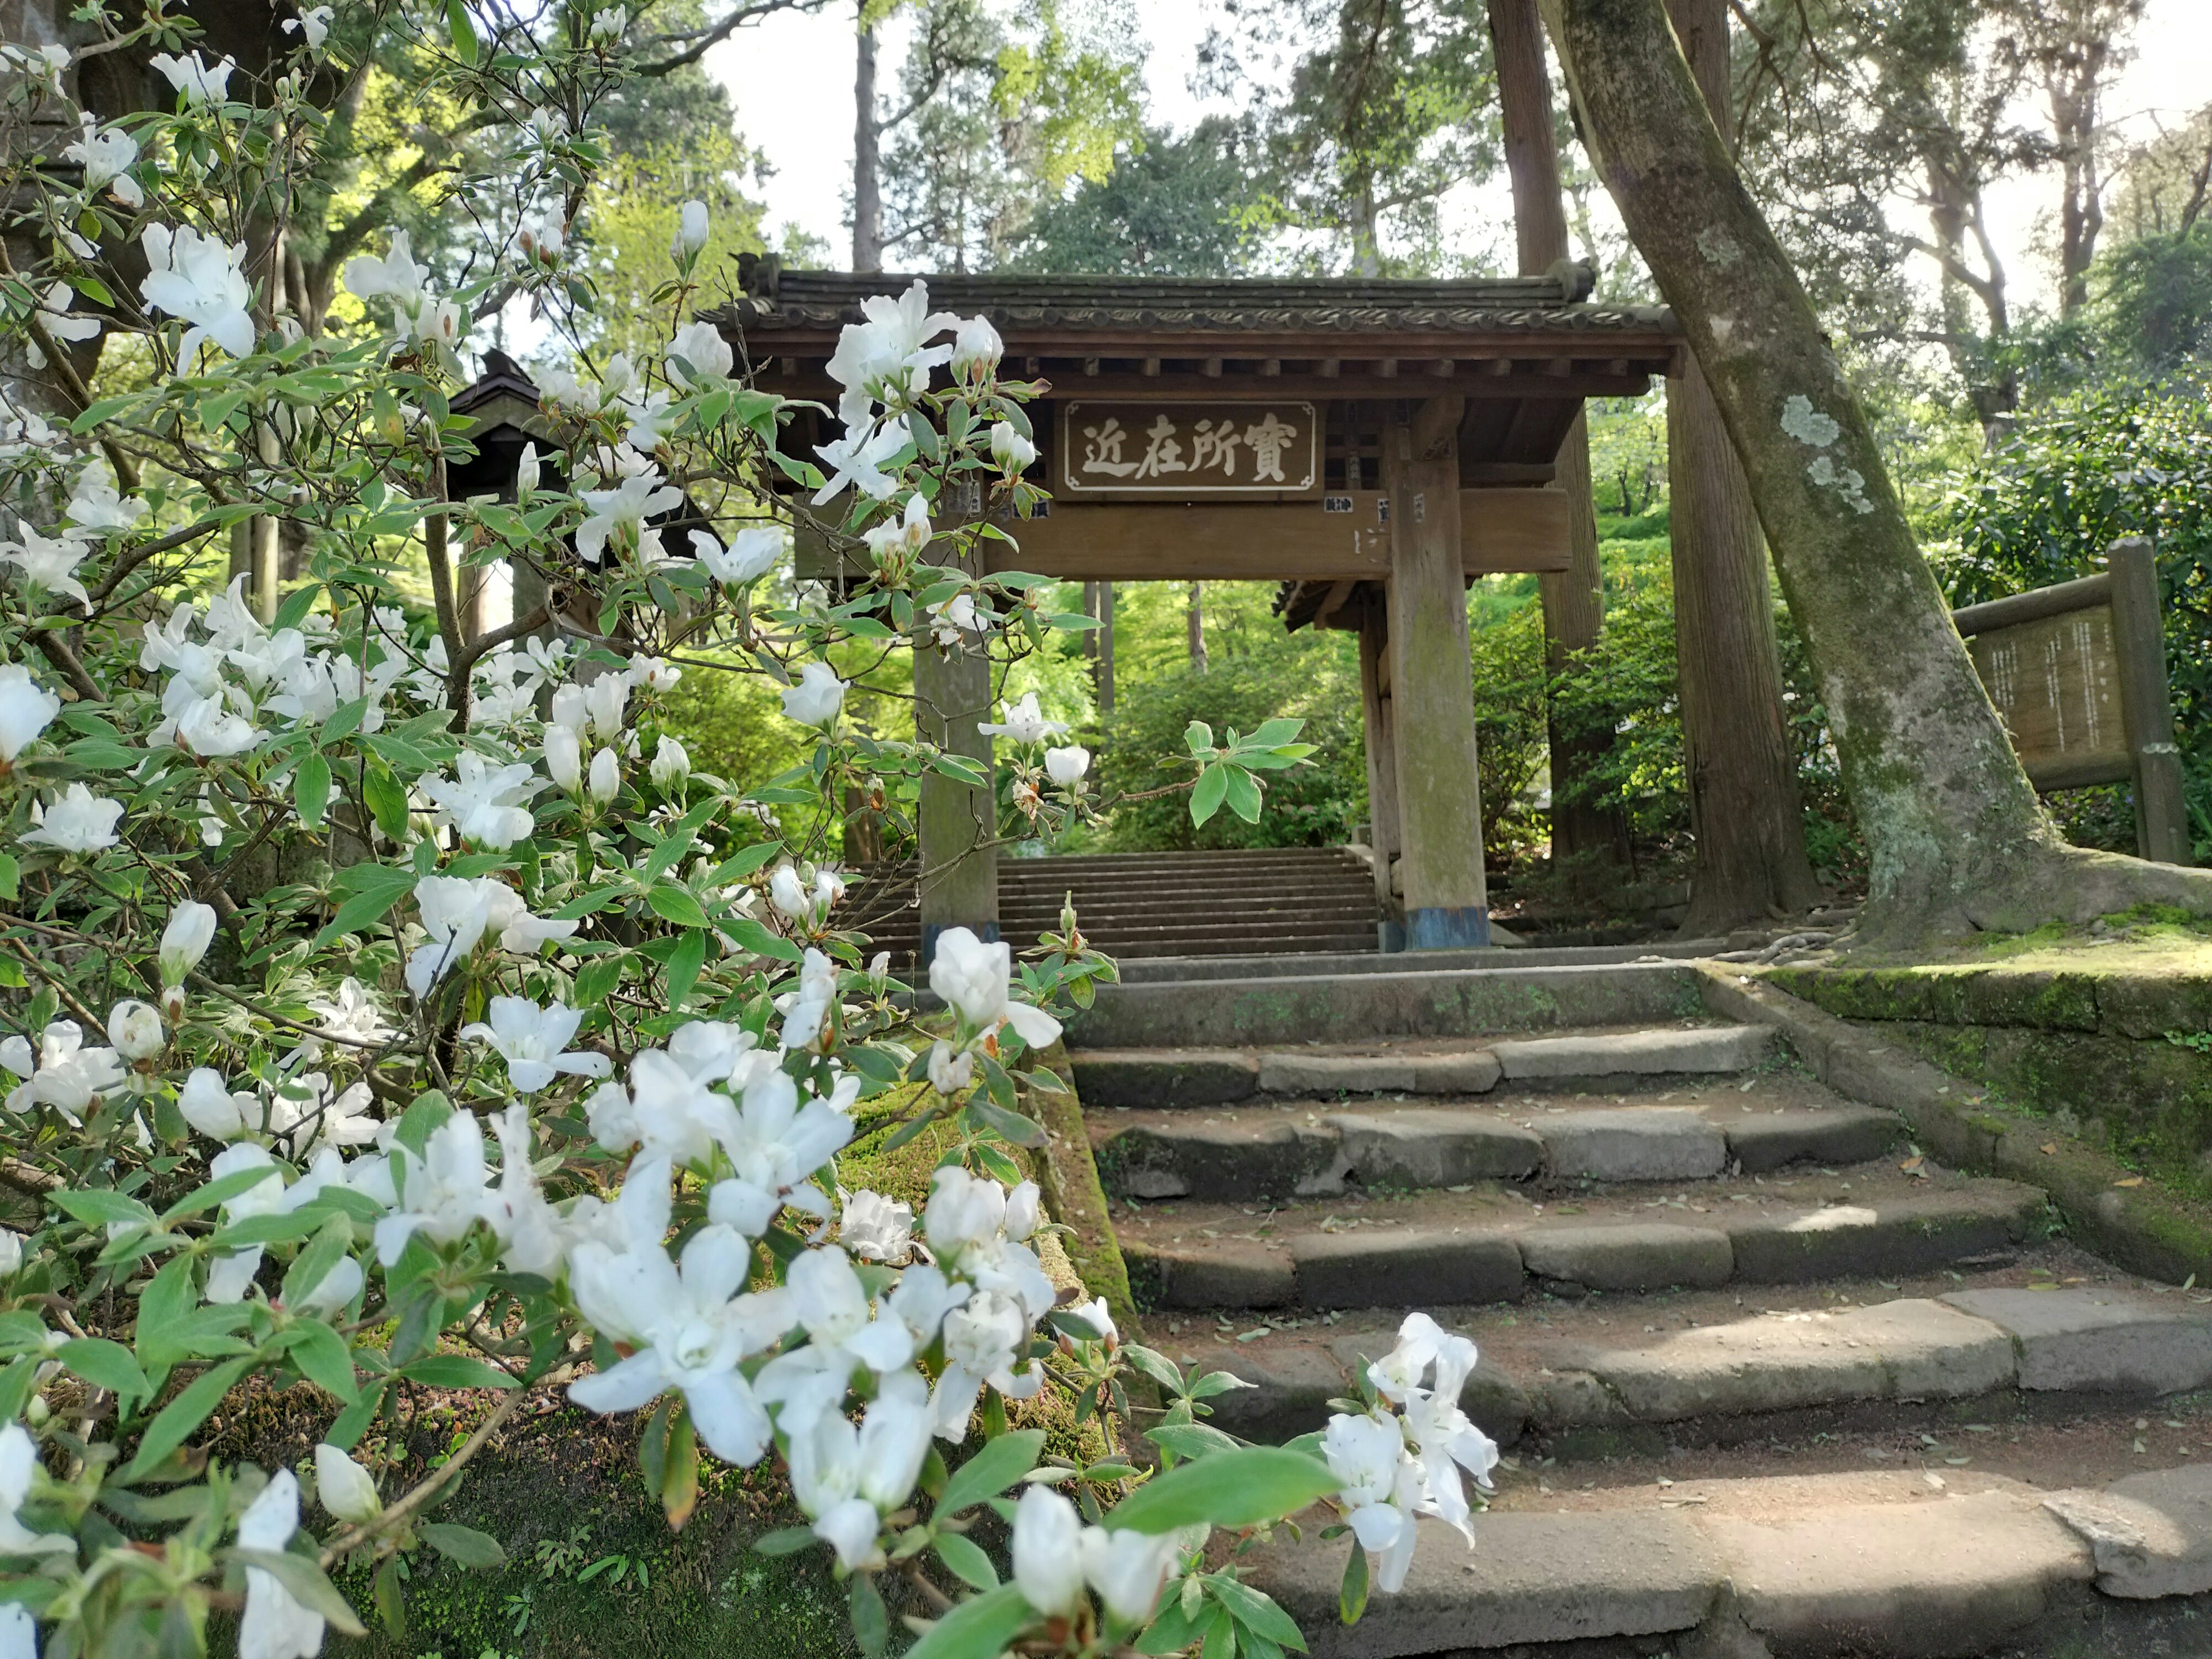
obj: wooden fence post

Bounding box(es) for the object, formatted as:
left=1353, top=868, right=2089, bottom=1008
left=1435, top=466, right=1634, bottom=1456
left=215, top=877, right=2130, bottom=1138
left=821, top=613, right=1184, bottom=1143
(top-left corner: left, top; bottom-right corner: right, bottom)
left=2107, top=536, right=2192, bottom=866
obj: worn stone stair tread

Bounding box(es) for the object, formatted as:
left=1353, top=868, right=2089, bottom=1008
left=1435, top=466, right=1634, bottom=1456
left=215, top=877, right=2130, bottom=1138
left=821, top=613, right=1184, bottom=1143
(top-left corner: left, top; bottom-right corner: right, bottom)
left=1489, top=1023, right=1773, bottom=1079
left=1120, top=1169, right=2047, bottom=1310
left=1241, top=1467, right=2132, bottom=1657
left=1092, top=1093, right=1904, bottom=1201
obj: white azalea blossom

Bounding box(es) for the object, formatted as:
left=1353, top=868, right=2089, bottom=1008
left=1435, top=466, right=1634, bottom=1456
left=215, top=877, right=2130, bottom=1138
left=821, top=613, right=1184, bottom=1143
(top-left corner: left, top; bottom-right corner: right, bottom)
left=839, top=1189, right=912, bottom=1264
left=421, top=751, right=543, bottom=848
left=64, top=119, right=143, bottom=207
left=0, top=664, right=60, bottom=762
left=0, top=525, right=93, bottom=608
left=237, top=1471, right=324, bottom=1659
left=312, top=1444, right=379, bottom=1522
left=779, top=661, right=848, bottom=726
left=147, top=51, right=235, bottom=104
left=460, top=998, right=612, bottom=1093
left=928, top=927, right=1062, bottom=1050
left=979, top=691, right=1069, bottom=747
left=0, top=1423, right=74, bottom=1556
left=1045, top=744, right=1090, bottom=786
left=21, top=783, right=124, bottom=854
left=140, top=224, right=255, bottom=359
left=695, top=525, right=781, bottom=585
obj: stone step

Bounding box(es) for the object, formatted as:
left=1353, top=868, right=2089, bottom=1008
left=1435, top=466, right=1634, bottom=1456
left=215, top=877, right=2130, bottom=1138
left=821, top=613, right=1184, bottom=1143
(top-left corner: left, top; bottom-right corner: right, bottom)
left=1117, top=1168, right=2049, bottom=1312
left=999, top=893, right=1376, bottom=916
left=1238, top=1463, right=2212, bottom=1658
left=1073, top=1024, right=1775, bottom=1112
left=1095, top=936, right=1377, bottom=961
left=1111, top=939, right=1726, bottom=983
left=1095, top=1092, right=1902, bottom=1202
left=1065, top=961, right=1707, bottom=1048
left=1182, top=1277, right=2212, bottom=1450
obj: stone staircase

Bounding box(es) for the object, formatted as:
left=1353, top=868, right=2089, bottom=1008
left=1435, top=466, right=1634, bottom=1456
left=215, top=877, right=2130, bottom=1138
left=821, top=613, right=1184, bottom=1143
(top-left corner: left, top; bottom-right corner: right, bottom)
left=846, top=847, right=1378, bottom=971
left=1063, top=956, right=2212, bottom=1657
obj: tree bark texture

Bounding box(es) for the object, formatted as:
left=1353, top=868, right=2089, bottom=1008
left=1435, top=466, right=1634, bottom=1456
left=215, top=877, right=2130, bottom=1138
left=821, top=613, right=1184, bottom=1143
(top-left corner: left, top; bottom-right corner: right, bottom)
left=1186, top=582, right=1207, bottom=673
left=1541, top=0, right=2212, bottom=937
left=852, top=5, right=884, bottom=272
left=1487, top=0, right=1631, bottom=884
left=1660, top=0, right=1822, bottom=933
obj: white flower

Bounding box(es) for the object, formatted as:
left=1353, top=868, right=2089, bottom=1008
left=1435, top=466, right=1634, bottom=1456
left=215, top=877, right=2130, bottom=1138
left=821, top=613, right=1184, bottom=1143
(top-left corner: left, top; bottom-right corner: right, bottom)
left=928, top=926, right=1061, bottom=1049
left=20, top=784, right=124, bottom=854
left=990, top=420, right=1038, bottom=472
left=839, top=1190, right=912, bottom=1264
left=1081, top=1525, right=1181, bottom=1625
left=459, top=998, right=611, bottom=1094
left=0, top=1229, right=19, bottom=1278
left=148, top=51, right=235, bottom=104
left=0, top=665, right=59, bottom=762
left=628, top=653, right=681, bottom=693
left=516, top=441, right=542, bottom=497
left=1062, top=1296, right=1118, bottom=1344
left=3, top=1019, right=123, bottom=1124
left=0, top=1598, right=29, bottom=1659
left=862, top=493, right=934, bottom=567
left=65, top=119, right=143, bottom=207
left=161, top=901, right=218, bottom=986
left=717, top=1065, right=856, bottom=1221
left=544, top=722, right=582, bottom=792
left=1323, top=1410, right=1423, bottom=1593
left=203, top=1145, right=286, bottom=1287
left=108, top=999, right=164, bottom=1063
left=666, top=319, right=732, bottom=384
left=238, top=1470, right=325, bottom=1659
left=978, top=692, right=1068, bottom=747
left=373, top=1109, right=497, bottom=1264
left=284, top=5, right=334, bottom=48
left=178, top=1067, right=253, bottom=1141
left=931, top=1289, right=1041, bottom=1441
left=295, top=1254, right=363, bottom=1315
left=66, top=467, right=147, bottom=533
left=0, top=525, right=92, bottom=608
left=950, top=316, right=1003, bottom=379
left=421, top=751, right=542, bottom=849
left=784, top=1370, right=934, bottom=1569
left=696, top=525, right=782, bottom=585
left=26, top=283, right=101, bottom=370
left=1013, top=1485, right=1085, bottom=1615
left=812, top=421, right=910, bottom=505
left=650, top=735, right=690, bottom=790
left=1045, top=745, right=1090, bottom=786
left=778, top=1244, right=916, bottom=1381
left=824, top=279, right=959, bottom=410
left=567, top=1193, right=791, bottom=1467
left=306, top=978, right=393, bottom=1048
left=588, top=1048, right=740, bottom=1166
left=140, top=224, right=255, bottom=359
left=673, top=199, right=710, bottom=257
left=576, top=468, right=684, bottom=564
left=779, top=661, right=848, bottom=726
left=588, top=746, right=619, bottom=803
left=313, top=1444, right=379, bottom=1522
left=343, top=230, right=426, bottom=309
left=0, top=1422, right=74, bottom=1556
left=404, top=876, right=575, bottom=997
left=926, top=1040, right=973, bottom=1096
left=588, top=5, right=627, bottom=41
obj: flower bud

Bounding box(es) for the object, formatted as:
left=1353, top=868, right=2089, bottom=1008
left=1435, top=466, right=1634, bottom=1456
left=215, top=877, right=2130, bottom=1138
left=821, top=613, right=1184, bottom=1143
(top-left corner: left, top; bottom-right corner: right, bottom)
left=296, top=1255, right=363, bottom=1316
left=0, top=1228, right=21, bottom=1279
left=178, top=1067, right=249, bottom=1140
left=314, top=1443, right=382, bottom=1523
left=544, top=722, right=582, bottom=793
left=650, top=734, right=690, bottom=791
left=109, top=999, right=165, bottom=1063
left=990, top=420, right=1037, bottom=472
left=516, top=440, right=540, bottom=499
left=673, top=199, right=709, bottom=259
left=588, top=746, right=619, bottom=803
left=950, top=316, right=1003, bottom=381
left=160, top=900, right=218, bottom=987
left=927, top=1039, right=974, bottom=1096
left=1044, top=745, right=1089, bottom=787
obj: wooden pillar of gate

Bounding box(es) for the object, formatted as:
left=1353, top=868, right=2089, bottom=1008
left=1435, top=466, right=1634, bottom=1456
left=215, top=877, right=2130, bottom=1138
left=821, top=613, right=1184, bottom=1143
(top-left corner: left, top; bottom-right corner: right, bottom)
left=1357, top=591, right=1406, bottom=950
left=915, top=506, right=999, bottom=961
left=1383, top=397, right=1490, bottom=949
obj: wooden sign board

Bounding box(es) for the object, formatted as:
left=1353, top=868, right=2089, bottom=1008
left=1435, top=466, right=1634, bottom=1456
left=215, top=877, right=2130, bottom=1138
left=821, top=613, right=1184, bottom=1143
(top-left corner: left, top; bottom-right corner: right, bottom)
left=1967, top=604, right=2132, bottom=791
left=1054, top=401, right=1323, bottom=501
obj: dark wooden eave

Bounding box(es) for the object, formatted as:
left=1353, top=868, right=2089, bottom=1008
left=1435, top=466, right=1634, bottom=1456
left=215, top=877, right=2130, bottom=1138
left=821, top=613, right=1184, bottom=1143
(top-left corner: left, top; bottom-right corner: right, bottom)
left=708, top=259, right=1681, bottom=403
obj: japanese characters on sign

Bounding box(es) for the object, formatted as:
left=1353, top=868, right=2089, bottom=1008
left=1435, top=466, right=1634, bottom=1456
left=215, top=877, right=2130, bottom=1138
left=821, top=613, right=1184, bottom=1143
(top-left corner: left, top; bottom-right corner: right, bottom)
left=1054, top=402, right=1323, bottom=499
left=1967, top=605, right=2131, bottom=786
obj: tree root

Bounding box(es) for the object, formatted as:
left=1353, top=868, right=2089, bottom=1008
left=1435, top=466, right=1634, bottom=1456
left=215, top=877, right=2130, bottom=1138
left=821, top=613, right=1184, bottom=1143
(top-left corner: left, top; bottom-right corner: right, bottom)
left=1855, top=843, right=2212, bottom=949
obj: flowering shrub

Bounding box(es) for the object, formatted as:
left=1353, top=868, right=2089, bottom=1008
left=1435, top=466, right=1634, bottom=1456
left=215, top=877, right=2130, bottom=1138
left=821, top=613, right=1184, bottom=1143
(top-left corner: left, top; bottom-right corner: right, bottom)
left=0, top=9, right=1484, bottom=1658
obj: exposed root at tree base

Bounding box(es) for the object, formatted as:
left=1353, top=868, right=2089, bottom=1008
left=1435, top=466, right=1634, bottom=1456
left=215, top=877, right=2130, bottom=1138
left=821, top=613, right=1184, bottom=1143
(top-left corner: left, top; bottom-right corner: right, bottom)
left=1847, top=843, right=2212, bottom=953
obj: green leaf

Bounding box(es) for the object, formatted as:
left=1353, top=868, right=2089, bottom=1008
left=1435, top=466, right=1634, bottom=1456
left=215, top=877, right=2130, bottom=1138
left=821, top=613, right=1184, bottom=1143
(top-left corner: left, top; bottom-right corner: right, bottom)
left=718, top=915, right=804, bottom=962
left=1338, top=1536, right=1369, bottom=1626
left=445, top=0, right=479, bottom=63
left=646, top=883, right=710, bottom=929
left=753, top=1525, right=819, bottom=1556
left=60, top=1338, right=149, bottom=1401
left=930, top=752, right=990, bottom=787
left=53, top=1190, right=157, bottom=1228
left=125, top=1356, right=252, bottom=1478
left=399, top=1354, right=518, bottom=1390
left=281, top=1321, right=360, bottom=1403
left=903, top=1582, right=1035, bottom=1659
left=373, top=1554, right=407, bottom=1637
left=665, top=926, right=707, bottom=1007
left=1184, top=719, right=1215, bottom=756
left=272, top=584, right=324, bottom=631
left=1190, top=764, right=1229, bottom=827
left=324, top=1379, right=388, bottom=1452
left=419, top=1521, right=506, bottom=1570
left=160, top=1164, right=286, bottom=1225
left=363, top=761, right=410, bottom=843
left=316, top=865, right=418, bottom=946
left=281, top=1216, right=356, bottom=1309
left=934, top=1532, right=998, bottom=1591
left=962, top=1094, right=1044, bottom=1148
left=937, top=1427, right=1046, bottom=1517
left=0, top=1357, right=35, bottom=1423
left=319, top=696, right=372, bottom=747
left=850, top=1573, right=888, bottom=1658
left=0, top=851, right=18, bottom=901
left=1105, top=1448, right=1338, bottom=1536
left=229, top=1548, right=369, bottom=1637
left=1202, top=1607, right=1237, bottom=1659
left=1135, top=1595, right=1210, bottom=1655
left=1211, top=1578, right=1306, bottom=1651
left=1146, top=1422, right=1241, bottom=1461
left=1222, top=766, right=1262, bottom=824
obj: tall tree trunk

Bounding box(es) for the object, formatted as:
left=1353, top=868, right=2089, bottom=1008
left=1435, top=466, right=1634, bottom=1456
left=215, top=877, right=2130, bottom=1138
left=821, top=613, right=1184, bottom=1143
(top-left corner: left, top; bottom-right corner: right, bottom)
left=1349, top=180, right=1384, bottom=278
left=1487, top=0, right=1631, bottom=889
left=1085, top=579, right=1116, bottom=718
left=1186, top=582, right=1207, bottom=673
left=1541, top=0, right=2212, bottom=940
left=852, top=3, right=884, bottom=272
left=1660, top=0, right=1822, bottom=933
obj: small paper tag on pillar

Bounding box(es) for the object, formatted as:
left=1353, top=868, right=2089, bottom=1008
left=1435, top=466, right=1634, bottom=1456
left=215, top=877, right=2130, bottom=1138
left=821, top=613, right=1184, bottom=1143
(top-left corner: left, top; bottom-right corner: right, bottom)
left=1412, top=493, right=1426, bottom=524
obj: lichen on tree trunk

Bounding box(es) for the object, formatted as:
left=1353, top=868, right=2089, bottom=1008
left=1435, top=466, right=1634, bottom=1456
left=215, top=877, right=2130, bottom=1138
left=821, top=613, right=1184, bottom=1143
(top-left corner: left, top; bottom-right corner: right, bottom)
left=1541, top=0, right=2212, bottom=942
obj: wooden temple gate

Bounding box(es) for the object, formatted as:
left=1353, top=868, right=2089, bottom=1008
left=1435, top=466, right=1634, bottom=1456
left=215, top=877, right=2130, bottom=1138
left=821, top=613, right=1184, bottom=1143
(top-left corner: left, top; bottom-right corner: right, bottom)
left=723, top=264, right=1684, bottom=961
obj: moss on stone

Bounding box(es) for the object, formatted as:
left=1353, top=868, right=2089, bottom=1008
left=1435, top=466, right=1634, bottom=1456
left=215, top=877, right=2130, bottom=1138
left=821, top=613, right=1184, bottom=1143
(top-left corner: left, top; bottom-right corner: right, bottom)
left=1020, top=1044, right=1138, bottom=1332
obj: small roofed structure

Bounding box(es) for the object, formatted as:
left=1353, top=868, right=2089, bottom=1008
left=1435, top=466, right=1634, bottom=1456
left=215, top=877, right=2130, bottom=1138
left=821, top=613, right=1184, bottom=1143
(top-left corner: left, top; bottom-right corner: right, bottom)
left=717, top=263, right=1681, bottom=957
